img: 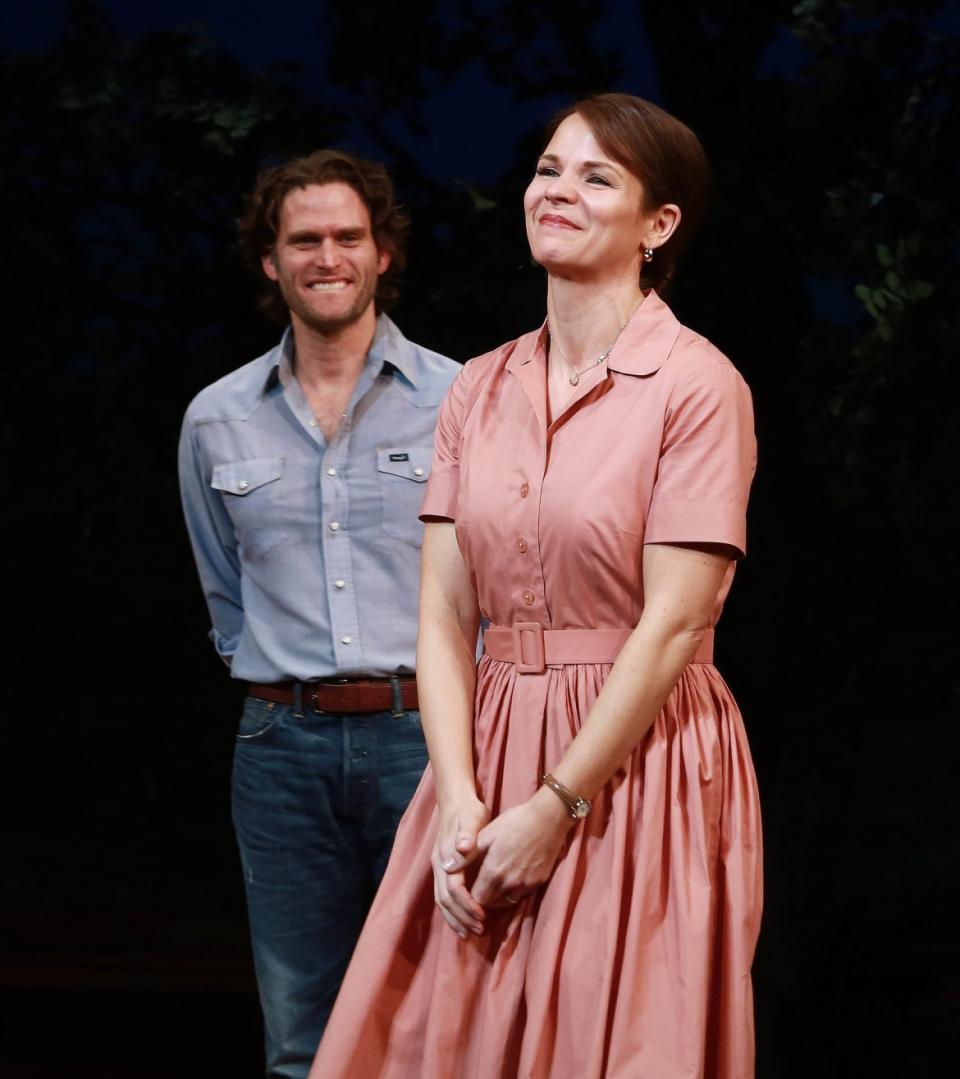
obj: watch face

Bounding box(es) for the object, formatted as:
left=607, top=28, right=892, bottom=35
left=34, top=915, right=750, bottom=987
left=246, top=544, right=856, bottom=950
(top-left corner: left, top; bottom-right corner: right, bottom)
left=574, top=800, right=591, bottom=818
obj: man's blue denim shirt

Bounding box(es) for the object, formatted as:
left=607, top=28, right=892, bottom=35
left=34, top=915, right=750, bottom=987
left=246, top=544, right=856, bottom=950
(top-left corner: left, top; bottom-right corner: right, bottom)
left=178, top=315, right=460, bottom=683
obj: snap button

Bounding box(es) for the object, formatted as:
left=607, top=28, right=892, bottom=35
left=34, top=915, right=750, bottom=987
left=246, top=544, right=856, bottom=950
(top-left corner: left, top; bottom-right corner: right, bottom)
left=239, top=481, right=249, bottom=491
left=329, top=521, right=340, bottom=532
left=341, top=635, right=352, bottom=644
left=413, top=466, right=425, bottom=477
left=327, top=467, right=337, bottom=476
left=334, top=579, right=345, bottom=589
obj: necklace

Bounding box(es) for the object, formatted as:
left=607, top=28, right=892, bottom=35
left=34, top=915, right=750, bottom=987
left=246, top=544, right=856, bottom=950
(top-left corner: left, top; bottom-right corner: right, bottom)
left=548, top=299, right=642, bottom=386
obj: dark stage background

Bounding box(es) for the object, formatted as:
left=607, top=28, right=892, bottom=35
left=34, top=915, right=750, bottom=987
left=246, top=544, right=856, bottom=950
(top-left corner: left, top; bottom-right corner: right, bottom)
left=3, top=1, right=958, bottom=1075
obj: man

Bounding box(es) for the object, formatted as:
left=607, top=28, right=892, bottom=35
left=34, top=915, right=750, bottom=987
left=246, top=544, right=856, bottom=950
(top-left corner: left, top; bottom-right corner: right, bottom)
left=178, top=150, right=459, bottom=1078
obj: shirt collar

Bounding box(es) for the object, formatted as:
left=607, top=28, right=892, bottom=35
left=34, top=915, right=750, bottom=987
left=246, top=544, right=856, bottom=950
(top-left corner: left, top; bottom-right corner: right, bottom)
left=261, top=315, right=419, bottom=393
left=369, top=315, right=420, bottom=388
left=606, top=289, right=681, bottom=376
left=505, top=288, right=680, bottom=379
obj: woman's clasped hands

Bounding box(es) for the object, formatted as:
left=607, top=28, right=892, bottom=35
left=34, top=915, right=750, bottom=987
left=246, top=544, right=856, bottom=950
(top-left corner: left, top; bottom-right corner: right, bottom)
left=431, top=790, right=573, bottom=938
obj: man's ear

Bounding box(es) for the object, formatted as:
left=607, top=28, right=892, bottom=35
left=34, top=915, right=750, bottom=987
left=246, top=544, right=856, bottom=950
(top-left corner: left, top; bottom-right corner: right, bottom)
left=377, top=249, right=391, bottom=275
left=261, top=251, right=279, bottom=282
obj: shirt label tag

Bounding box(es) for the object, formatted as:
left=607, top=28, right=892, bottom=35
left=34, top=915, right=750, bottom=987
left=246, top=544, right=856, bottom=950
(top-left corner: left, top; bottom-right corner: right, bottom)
left=389, top=452, right=409, bottom=462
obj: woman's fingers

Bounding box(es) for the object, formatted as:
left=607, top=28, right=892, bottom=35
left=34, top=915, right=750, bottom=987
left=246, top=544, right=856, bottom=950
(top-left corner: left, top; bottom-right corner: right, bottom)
left=439, top=807, right=486, bottom=871
left=434, top=868, right=484, bottom=935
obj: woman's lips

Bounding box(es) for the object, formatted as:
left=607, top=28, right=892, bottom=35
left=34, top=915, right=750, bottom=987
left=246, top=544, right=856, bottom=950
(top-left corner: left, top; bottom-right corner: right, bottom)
left=539, top=214, right=580, bottom=230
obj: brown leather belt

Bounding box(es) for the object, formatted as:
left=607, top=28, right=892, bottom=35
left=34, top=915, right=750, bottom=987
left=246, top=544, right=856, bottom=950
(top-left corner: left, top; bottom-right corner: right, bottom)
left=247, top=677, right=418, bottom=715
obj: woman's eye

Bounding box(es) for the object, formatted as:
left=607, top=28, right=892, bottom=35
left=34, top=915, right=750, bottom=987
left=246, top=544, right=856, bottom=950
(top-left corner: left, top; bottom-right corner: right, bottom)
left=587, top=175, right=611, bottom=186
left=536, top=166, right=559, bottom=177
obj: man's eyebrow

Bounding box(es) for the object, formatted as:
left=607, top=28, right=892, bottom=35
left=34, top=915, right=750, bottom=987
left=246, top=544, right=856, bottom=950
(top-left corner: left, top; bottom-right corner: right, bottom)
left=284, top=226, right=368, bottom=241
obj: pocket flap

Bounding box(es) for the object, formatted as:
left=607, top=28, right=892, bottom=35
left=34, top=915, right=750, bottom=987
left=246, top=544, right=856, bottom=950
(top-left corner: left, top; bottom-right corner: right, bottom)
left=376, top=447, right=432, bottom=483
left=211, top=457, right=284, bottom=496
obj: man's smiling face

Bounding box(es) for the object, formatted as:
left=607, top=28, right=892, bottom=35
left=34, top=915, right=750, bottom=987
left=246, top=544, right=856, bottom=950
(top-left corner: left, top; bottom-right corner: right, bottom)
left=262, top=181, right=389, bottom=333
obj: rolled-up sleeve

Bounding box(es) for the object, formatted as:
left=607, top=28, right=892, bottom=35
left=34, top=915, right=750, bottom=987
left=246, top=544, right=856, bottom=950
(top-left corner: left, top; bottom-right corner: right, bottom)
left=419, top=360, right=472, bottom=521
left=644, top=361, right=757, bottom=558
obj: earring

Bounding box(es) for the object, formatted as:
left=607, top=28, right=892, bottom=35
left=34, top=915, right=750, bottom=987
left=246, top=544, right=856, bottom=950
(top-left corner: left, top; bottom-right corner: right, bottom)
left=643, top=247, right=654, bottom=263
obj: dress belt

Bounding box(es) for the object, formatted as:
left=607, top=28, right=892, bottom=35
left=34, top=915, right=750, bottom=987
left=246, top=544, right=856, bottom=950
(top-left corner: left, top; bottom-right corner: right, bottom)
left=247, top=677, right=418, bottom=714
left=483, top=623, right=714, bottom=674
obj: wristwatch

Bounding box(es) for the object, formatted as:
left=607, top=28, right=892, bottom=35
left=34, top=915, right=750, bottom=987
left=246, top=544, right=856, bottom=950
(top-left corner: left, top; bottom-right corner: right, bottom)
left=541, top=773, right=592, bottom=820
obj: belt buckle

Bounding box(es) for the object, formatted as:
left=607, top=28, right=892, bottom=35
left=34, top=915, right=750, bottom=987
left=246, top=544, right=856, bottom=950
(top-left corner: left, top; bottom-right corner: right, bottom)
left=309, top=677, right=352, bottom=715
left=512, top=622, right=545, bottom=674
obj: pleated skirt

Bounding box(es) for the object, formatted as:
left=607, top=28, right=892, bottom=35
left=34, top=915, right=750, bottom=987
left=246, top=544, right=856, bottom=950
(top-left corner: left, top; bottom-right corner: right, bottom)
left=309, top=657, right=763, bottom=1079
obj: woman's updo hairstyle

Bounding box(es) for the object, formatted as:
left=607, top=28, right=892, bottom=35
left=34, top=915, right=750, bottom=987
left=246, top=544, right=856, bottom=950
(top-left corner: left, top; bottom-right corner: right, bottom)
left=545, top=93, right=710, bottom=292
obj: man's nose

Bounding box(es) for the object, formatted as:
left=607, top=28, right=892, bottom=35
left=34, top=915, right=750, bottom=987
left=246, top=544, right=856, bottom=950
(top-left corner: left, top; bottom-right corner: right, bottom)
left=312, top=238, right=339, bottom=267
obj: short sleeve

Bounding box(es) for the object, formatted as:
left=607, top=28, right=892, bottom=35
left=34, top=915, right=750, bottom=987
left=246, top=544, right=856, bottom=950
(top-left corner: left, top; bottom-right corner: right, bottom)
left=644, top=361, right=757, bottom=558
left=419, top=359, right=473, bottom=521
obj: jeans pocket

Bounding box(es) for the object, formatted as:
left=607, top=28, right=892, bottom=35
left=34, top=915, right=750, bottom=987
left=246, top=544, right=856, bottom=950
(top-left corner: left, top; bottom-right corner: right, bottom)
left=237, top=697, right=280, bottom=740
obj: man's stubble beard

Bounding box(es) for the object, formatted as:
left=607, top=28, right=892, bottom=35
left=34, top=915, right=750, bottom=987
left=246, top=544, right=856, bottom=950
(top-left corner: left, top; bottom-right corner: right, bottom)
left=281, top=278, right=378, bottom=335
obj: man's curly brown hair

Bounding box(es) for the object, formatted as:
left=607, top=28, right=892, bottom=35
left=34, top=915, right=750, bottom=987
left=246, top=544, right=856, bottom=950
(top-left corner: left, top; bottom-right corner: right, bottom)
left=237, top=149, right=410, bottom=324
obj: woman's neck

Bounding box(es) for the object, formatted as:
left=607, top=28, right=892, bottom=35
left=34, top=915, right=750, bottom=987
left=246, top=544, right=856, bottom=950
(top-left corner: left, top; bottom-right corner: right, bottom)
left=545, top=276, right=646, bottom=367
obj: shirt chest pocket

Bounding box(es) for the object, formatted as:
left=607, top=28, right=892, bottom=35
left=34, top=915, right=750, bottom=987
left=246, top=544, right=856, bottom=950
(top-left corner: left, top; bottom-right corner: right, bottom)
left=377, top=446, right=432, bottom=547
left=211, top=457, right=288, bottom=561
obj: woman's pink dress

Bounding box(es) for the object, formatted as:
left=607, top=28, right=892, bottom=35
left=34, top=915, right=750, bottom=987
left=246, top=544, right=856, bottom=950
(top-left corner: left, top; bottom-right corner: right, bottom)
left=310, top=291, right=763, bottom=1079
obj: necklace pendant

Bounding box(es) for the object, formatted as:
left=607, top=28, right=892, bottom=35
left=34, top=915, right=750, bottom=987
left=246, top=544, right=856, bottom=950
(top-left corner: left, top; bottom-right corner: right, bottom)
left=568, top=373, right=579, bottom=386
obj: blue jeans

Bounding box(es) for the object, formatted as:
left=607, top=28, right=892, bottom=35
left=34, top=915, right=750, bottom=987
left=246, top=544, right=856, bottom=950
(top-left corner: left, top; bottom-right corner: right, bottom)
left=231, top=695, right=428, bottom=1079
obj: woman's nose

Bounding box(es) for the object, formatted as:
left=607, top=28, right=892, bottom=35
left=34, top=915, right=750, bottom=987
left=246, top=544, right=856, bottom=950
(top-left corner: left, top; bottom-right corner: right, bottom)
left=544, top=172, right=575, bottom=203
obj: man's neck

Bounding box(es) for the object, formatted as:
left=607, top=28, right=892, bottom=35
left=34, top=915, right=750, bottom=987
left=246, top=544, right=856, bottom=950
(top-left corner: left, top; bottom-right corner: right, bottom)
left=290, top=306, right=379, bottom=393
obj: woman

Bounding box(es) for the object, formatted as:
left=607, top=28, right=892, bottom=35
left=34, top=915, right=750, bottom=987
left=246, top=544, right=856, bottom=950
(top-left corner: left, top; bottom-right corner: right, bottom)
left=310, top=93, right=762, bottom=1079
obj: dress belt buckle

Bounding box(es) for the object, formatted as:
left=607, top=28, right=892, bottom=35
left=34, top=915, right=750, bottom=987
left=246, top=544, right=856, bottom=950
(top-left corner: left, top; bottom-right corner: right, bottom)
left=512, top=622, right=546, bottom=674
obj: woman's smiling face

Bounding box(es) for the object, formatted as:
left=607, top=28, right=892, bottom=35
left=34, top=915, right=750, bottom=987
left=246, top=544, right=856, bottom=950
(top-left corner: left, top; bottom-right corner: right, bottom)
left=524, top=112, right=649, bottom=284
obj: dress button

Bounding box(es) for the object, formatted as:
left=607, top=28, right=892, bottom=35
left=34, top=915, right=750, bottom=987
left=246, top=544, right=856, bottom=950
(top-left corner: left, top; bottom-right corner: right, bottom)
left=516, top=537, right=528, bottom=553
left=327, top=467, right=337, bottom=476
left=238, top=481, right=249, bottom=491
left=329, top=521, right=340, bottom=532
left=334, top=579, right=345, bottom=589
left=520, top=483, right=529, bottom=498
left=522, top=590, right=535, bottom=605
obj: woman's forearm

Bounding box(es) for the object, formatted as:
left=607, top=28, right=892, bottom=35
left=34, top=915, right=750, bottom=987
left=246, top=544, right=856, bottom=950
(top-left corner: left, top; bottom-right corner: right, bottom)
left=416, top=608, right=480, bottom=807
left=541, top=619, right=708, bottom=806
left=537, top=543, right=730, bottom=812
left=417, top=520, right=483, bottom=809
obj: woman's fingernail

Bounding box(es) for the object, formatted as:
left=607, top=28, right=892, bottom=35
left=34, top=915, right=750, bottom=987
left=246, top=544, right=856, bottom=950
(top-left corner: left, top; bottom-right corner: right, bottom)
left=441, top=858, right=456, bottom=870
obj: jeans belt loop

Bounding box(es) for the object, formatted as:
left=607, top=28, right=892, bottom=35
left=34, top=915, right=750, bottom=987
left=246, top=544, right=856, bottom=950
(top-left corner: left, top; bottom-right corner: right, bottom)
left=512, top=622, right=546, bottom=674
left=389, top=675, right=405, bottom=717
left=292, top=681, right=305, bottom=719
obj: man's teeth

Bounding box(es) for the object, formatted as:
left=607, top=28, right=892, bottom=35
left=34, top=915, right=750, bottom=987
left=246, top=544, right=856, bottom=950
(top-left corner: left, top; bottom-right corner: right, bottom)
left=308, top=281, right=347, bottom=290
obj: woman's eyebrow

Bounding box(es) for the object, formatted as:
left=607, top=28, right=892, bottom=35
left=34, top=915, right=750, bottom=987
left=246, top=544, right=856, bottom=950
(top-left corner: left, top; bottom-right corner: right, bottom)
left=581, top=159, right=622, bottom=174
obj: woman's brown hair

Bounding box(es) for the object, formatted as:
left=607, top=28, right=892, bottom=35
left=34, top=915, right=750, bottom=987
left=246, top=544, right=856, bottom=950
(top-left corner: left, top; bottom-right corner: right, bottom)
left=545, top=93, right=710, bottom=292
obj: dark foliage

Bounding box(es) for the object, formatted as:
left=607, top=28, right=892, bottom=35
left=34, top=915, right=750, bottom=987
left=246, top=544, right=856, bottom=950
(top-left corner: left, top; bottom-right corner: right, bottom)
left=3, top=1, right=957, bottom=1074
